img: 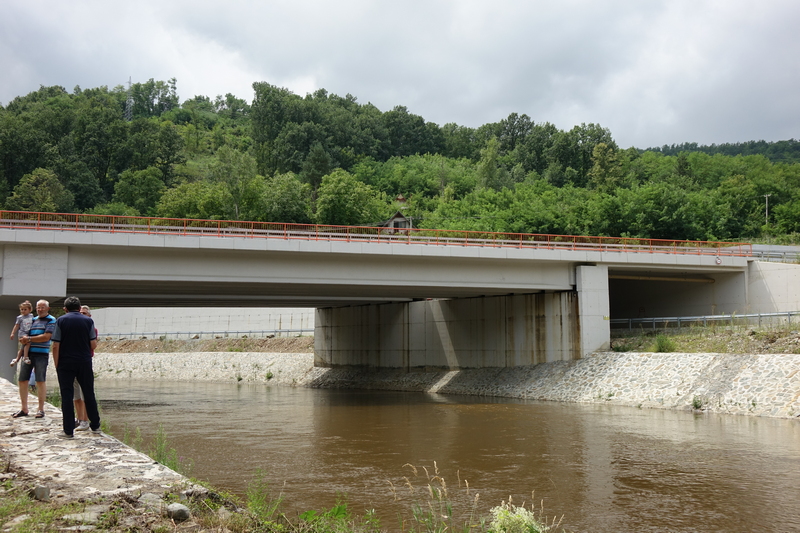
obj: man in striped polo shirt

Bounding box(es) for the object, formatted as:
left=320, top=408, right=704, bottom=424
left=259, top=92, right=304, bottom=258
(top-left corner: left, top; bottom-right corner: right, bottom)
left=12, top=300, right=56, bottom=419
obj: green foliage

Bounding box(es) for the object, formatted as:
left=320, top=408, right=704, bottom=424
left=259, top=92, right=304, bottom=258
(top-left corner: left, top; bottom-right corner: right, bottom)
left=4, top=79, right=800, bottom=245
left=488, top=501, right=552, bottom=533
left=147, top=424, right=193, bottom=475
left=46, top=386, right=62, bottom=408
left=116, top=423, right=192, bottom=476
left=84, top=201, right=141, bottom=216
left=315, top=170, right=388, bottom=226
left=654, top=334, right=677, bottom=353
left=112, top=166, right=166, bottom=216
left=129, top=78, right=179, bottom=119
left=5, top=168, right=74, bottom=212
left=0, top=488, right=84, bottom=532
left=156, top=181, right=229, bottom=219
left=209, top=145, right=259, bottom=219
left=252, top=172, right=312, bottom=223
left=122, top=424, right=144, bottom=451
left=246, top=469, right=284, bottom=523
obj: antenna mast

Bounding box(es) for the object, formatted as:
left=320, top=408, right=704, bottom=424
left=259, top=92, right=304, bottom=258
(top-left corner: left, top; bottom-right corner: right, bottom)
left=124, top=77, right=133, bottom=122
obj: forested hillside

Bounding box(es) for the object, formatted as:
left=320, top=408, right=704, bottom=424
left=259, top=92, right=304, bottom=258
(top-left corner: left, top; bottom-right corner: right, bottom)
left=1, top=79, right=798, bottom=242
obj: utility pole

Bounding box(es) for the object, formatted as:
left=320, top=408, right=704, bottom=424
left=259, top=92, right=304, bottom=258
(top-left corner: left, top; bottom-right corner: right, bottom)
left=764, top=193, right=772, bottom=227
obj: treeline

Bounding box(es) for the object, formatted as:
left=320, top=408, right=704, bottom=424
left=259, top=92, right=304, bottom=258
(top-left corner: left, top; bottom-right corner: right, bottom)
left=647, top=139, right=800, bottom=165
left=1, top=79, right=799, bottom=241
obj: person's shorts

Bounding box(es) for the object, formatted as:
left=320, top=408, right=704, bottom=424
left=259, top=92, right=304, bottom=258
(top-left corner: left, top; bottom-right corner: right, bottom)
left=73, top=378, right=84, bottom=401
left=17, top=354, right=47, bottom=383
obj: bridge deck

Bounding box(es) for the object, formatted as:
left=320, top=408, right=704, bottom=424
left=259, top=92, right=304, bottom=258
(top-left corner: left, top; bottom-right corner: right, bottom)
left=0, top=210, right=753, bottom=257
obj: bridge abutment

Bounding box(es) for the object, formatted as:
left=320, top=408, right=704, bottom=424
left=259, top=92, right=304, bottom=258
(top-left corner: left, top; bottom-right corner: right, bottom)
left=315, top=265, right=611, bottom=369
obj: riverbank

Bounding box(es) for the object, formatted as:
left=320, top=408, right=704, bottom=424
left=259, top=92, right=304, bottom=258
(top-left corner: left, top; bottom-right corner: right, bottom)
left=0, top=378, right=551, bottom=532
left=92, top=349, right=800, bottom=419
left=0, top=377, right=202, bottom=532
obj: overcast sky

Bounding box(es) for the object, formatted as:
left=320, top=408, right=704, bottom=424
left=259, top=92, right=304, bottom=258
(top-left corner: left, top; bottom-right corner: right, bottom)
left=2, top=1, right=798, bottom=148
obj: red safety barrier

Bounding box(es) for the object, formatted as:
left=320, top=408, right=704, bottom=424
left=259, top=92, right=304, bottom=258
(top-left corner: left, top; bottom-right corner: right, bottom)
left=0, top=210, right=753, bottom=257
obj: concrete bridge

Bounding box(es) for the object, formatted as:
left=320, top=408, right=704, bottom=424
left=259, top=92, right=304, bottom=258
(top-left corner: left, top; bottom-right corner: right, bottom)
left=1, top=212, right=794, bottom=379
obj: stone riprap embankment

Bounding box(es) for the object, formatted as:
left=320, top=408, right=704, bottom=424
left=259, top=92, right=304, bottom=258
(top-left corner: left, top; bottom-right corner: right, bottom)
left=93, top=351, right=800, bottom=419
left=0, top=378, right=188, bottom=502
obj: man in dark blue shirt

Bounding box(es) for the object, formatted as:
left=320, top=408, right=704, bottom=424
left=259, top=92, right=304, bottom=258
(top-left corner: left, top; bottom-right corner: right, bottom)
left=52, top=296, right=100, bottom=439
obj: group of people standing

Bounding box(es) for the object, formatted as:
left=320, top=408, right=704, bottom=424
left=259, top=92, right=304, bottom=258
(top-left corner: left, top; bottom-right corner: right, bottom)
left=9, top=296, right=101, bottom=439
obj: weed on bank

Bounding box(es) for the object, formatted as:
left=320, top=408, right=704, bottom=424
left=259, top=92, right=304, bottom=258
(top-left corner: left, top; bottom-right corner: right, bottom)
left=610, top=322, right=800, bottom=354
left=1, top=438, right=566, bottom=532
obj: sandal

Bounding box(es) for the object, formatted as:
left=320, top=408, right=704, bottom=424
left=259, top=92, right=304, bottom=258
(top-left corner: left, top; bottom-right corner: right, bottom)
left=11, top=410, right=28, bottom=418
left=34, top=411, right=45, bottom=418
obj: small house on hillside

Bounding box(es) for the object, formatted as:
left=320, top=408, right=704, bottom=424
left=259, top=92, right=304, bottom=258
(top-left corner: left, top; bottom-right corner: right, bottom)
left=378, top=211, right=412, bottom=231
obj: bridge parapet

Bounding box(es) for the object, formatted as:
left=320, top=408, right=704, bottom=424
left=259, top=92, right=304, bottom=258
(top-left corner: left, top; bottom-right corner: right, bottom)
left=0, top=210, right=753, bottom=257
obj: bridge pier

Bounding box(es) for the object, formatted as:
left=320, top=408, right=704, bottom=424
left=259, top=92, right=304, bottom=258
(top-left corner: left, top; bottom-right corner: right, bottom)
left=315, top=265, right=610, bottom=370
left=1, top=245, right=69, bottom=381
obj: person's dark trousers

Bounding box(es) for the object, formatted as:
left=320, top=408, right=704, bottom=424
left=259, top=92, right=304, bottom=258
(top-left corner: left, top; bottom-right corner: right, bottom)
left=56, top=358, right=100, bottom=435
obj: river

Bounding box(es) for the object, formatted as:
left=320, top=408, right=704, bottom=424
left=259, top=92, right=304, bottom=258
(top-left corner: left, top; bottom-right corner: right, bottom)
left=96, top=380, right=800, bottom=532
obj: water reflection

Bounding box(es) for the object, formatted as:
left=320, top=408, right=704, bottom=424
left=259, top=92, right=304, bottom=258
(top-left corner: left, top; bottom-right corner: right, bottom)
left=97, top=380, right=800, bottom=532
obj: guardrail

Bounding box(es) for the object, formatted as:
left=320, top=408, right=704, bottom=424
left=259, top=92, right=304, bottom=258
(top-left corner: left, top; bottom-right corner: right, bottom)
left=611, top=311, right=800, bottom=330
left=0, top=210, right=753, bottom=256
left=98, top=328, right=314, bottom=340
left=750, top=251, right=800, bottom=263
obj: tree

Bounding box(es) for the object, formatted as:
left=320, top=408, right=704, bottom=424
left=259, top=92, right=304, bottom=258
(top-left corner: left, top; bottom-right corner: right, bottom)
left=210, top=146, right=259, bottom=220
left=112, top=167, right=166, bottom=216
left=382, top=106, right=443, bottom=158
left=253, top=172, right=312, bottom=223
left=85, top=202, right=140, bottom=216
left=214, top=93, right=250, bottom=121
left=497, top=113, right=533, bottom=154
left=155, top=181, right=230, bottom=220
left=588, top=143, right=623, bottom=192
left=299, top=142, right=331, bottom=191
left=5, top=168, right=74, bottom=212
left=130, top=78, right=179, bottom=118
left=251, top=82, right=304, bottom=174
left=315, top=170, right=387, bottom=226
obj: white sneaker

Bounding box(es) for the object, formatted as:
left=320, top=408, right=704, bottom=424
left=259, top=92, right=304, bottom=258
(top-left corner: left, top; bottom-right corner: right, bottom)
left=23, top=358, right=31, bottom=365
left=9, top=360, right=16, bottom=367
left=76, top=421, right=90, bottom=431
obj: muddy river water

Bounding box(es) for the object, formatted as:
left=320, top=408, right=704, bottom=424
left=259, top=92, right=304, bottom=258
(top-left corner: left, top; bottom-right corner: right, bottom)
left=96, top=380, right=800, bottom=532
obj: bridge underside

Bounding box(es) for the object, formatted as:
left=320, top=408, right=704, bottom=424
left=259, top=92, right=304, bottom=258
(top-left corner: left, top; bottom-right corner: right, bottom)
left=0, top=232, right=758, bottom=376
left=315, top=266, right=611, bottom=370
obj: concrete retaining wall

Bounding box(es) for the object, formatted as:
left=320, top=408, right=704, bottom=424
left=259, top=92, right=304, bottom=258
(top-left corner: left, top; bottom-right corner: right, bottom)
left=91, top=307, right=314, bottom=337
left=92, top=351, right=800, bottom=419
left=748, top=261, right=800, bottom=313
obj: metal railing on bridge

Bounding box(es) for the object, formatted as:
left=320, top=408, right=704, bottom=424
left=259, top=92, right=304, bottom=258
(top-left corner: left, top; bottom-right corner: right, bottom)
left=0, top=210, right=753, bottom=257
left=750, top=250, right=800, bottom=263
left=611, top=311, right=800, bottom=330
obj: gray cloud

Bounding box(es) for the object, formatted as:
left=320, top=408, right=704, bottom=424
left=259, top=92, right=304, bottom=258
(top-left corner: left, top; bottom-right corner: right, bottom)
left=1, top=0, right=798, bottom=148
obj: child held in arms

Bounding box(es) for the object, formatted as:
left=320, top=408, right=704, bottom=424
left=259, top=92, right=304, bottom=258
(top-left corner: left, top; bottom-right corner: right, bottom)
left=9, top=300, right=34, bottom=366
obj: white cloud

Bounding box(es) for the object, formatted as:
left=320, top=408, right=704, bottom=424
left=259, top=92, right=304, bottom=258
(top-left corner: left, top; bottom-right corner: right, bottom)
left=1, top=0, right=798, bottom=147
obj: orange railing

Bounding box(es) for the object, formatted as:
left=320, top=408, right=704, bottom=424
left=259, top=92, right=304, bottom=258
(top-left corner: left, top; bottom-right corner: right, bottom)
left=0, top=210, right=753, bottom=256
